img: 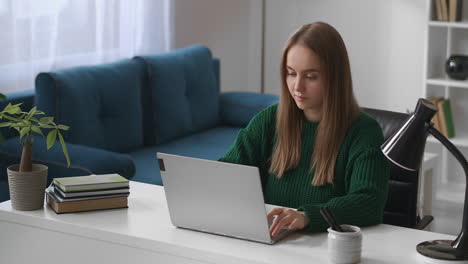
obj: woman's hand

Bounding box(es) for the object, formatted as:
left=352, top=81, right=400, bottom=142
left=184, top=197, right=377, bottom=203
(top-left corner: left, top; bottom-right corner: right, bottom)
left=267, top=208, right=310, bottom=237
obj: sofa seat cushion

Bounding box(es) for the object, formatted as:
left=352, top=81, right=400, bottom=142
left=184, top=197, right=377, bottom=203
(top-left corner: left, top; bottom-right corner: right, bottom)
left=35, top=59, right=145, bottom=153
left=128, top=126, right=240, bottom=185
left=0, top=136, right=136, bottom=202
left=134, top=45, right=219, bottom=145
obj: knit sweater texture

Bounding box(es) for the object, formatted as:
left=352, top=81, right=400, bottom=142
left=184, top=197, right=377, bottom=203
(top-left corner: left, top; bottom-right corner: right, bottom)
left=219, top=104, right=390, bottom=233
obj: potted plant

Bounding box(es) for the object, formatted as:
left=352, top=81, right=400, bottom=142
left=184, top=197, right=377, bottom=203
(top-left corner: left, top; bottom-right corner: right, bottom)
left=0, top=94, right=70, bottom=210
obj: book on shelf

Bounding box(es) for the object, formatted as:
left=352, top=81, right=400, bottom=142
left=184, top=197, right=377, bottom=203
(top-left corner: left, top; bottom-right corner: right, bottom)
left=427, top=97, right=455, bottom=138
left=53, top=174, right=129, bottom=192
left=427, top=97, right=444, bottom=132
left=440, top=98, right=456, bottom=138
left=449, top=0, right=463, bottom=22
left=46, top=190, right=128, bottom=214
left=441, top=0, right=449, bottom=21
left=435, top=0, right=463, bottom=22
left=435, top=0, right=444, bottom=20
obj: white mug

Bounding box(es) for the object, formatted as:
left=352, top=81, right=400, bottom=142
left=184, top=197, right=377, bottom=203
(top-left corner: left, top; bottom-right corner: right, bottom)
left=328, top=225, right=362, bottom=264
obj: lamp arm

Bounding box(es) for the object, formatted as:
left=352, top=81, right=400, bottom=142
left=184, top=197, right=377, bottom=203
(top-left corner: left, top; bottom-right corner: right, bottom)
left=428, top=125, right=468, bottom=250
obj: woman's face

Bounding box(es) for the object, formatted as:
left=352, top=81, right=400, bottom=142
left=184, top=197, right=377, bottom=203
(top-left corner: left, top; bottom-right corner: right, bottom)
left=286, top=44, right=324, bottom=116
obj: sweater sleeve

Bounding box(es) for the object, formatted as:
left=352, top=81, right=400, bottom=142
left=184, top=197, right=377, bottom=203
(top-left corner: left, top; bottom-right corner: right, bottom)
left=218, top=105, right=275, bottom=167
left=298, top=125, right=390, bottom=233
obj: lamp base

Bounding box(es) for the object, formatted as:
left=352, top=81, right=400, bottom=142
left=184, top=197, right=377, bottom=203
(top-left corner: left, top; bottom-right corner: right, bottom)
left=417, top=240, right=468, bottom=263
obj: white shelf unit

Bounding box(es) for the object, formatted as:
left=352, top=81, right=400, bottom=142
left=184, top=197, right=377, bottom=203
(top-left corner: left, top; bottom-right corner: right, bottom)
left=423, top=0, right=468, bottom=204
left=427, top=77, right=468, bottom=88
left=428, top=20, right=468, bottom=28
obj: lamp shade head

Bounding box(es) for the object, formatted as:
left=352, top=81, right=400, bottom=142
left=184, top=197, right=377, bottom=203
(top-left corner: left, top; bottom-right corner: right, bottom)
left=381, top=98, right=437, bottom=171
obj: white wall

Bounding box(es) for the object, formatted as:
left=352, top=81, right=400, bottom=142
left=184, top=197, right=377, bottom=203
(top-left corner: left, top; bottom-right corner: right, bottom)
left=264, top=0, right=427, bottom=113
left=172, top=0, right=427, bottom=112
left=172, top=0, right=262, bottom=93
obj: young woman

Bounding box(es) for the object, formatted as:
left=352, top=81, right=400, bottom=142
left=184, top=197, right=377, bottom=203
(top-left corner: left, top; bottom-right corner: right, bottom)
left=219, top=22, right=389, bottom=236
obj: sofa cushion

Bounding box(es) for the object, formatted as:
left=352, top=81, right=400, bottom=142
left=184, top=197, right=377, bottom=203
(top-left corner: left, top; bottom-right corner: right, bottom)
left=220, top=92, right=279, bottom=127
left=35, top=59, right=145, bottom=153
left=128, top=126, right=240, bottom=185
left=135, top=45, right=219, bottom=145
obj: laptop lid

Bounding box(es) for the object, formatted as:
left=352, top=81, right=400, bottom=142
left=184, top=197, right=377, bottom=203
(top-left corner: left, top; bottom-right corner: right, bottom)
left=157, top=152, right=274, bottom=244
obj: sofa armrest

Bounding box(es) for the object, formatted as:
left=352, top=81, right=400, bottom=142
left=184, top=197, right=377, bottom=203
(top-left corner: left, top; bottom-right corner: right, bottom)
left=0, top=90, right=35, bottom=140
left=219, top=92, right=279, bottom=127
left=0, top=137, right=136, bottom=202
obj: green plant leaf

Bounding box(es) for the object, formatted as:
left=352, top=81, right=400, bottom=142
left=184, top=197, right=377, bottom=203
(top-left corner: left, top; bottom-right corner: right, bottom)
left=25, top=107, right=37, bottom=119
left=5, top=103, right=22, bottom=115
left=3, top=114, right=19, bottom=122
left=0, top=122, right=12, bottom=128
left=38, top=124, right=55, bottom=129
left=12, top=123, right=22, bottom=130
left=39, top=117, right=54, bottom=125
left=46, top=129, right=57, bottom=150
left=58, top=125, right=69, bottom=131
left=2, top=103, right=12, bottom=113
left=57, top=132, right=70, bottom=167
left=21, top=120, right=31, bottom=127
left=20, top=126, right=30, bottom=139
left=31, top=125, right=44, bottom=136
left=14, top=123, right=26, bottom=131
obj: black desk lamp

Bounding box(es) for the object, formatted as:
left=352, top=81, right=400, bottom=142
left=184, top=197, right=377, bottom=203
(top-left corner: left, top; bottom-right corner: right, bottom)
left=381, top=98, right=468, bottom=261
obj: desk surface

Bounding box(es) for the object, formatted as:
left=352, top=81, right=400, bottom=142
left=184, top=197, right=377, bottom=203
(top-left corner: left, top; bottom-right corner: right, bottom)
left=0, top=181, right=456, bottom=264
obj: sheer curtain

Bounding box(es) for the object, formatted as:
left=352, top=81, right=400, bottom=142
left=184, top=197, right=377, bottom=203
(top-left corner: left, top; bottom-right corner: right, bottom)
left=0, top=0, right=173, bottom=94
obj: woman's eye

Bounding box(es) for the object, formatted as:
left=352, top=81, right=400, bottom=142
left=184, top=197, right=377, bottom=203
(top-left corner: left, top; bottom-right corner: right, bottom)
left=287, top=72, right=296, bottom=76
left=306, top=75, right=318, bottom=80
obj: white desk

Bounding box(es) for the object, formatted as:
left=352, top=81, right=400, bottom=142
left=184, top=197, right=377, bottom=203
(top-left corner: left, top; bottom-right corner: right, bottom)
left=0, top=181, right=456, bottom=264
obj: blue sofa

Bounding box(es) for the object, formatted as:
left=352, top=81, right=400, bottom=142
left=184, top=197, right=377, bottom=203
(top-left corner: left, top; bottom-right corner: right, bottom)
left=0, top=45, right=278, bottom=202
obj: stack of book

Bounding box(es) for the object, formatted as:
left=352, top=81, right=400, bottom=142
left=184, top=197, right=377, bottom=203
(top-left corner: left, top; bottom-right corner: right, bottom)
left=46, top=174, right=130, bottom=214
left=428, top=97, right=456, bottom=138
left=434, top=0, right=463, bottom=22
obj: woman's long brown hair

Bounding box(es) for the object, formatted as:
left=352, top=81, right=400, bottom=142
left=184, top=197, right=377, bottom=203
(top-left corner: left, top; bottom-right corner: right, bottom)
left=269, top=22, right=360, bottom=186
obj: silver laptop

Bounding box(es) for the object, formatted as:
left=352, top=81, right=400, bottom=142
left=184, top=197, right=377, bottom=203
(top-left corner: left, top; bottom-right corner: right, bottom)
left=156, top=152, right=296, bottom=244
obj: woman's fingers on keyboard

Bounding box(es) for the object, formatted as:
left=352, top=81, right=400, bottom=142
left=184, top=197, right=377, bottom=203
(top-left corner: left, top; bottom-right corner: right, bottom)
left=270, top=209, right=307, bottom=236
left=267, top=208, right=283, bottom=220
left=272, top=214, right=294, bottom=236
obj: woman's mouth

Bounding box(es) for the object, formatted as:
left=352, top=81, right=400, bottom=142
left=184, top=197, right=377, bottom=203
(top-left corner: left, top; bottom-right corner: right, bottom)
left=295, top=95, right=306, bottom=101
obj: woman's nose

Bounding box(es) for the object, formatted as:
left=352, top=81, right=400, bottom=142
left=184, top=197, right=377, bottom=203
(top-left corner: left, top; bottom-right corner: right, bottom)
left=294, top=78, right=304, bottom=92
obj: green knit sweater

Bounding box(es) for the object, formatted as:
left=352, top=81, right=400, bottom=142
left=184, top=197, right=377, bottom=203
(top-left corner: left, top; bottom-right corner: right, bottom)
left=219, top=104, right=390, bottom=233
